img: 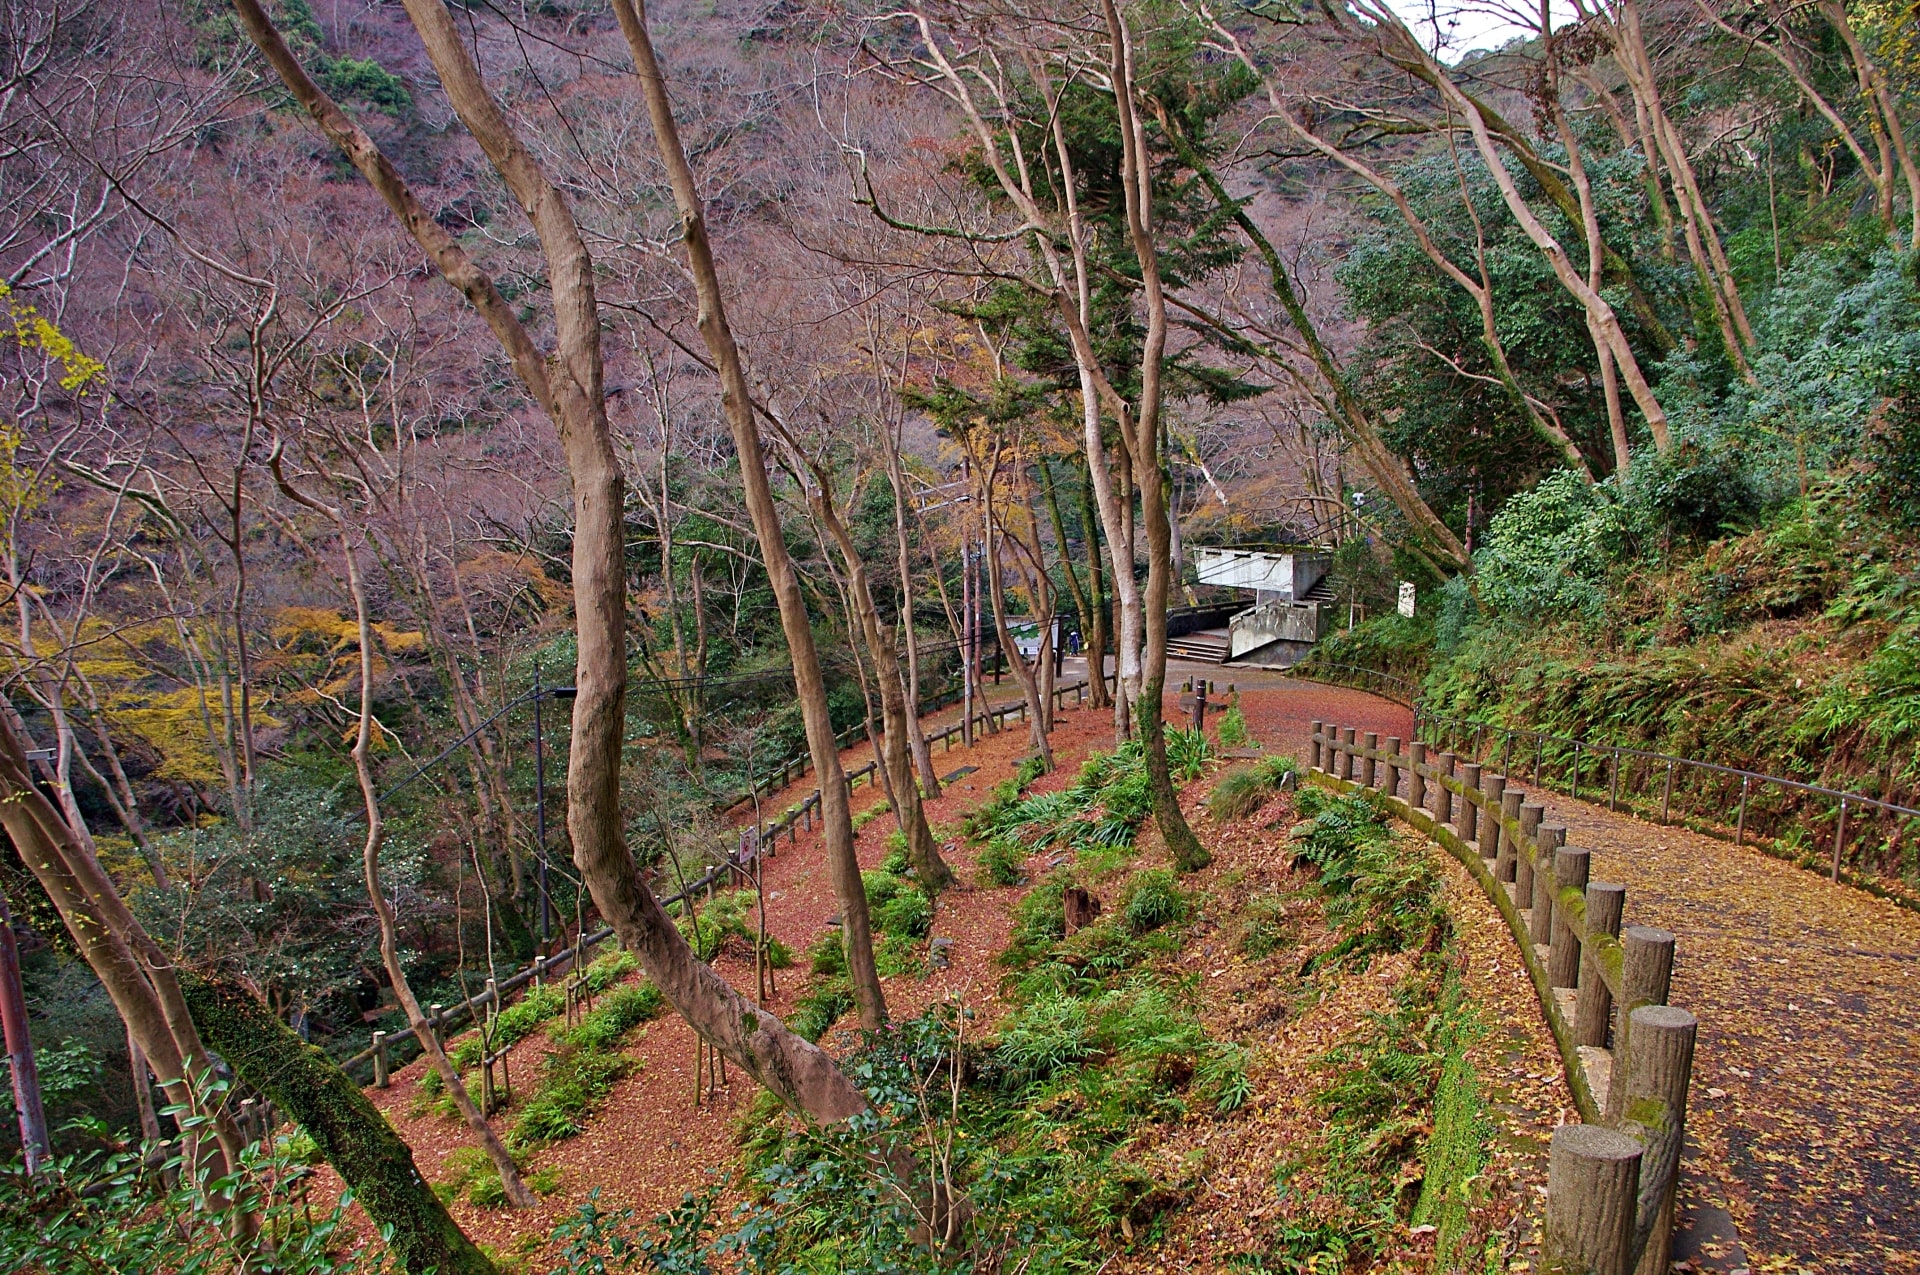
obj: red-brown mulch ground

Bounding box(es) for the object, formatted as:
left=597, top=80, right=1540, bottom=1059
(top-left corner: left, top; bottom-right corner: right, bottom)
left=346, top=676, right=1563, bottom=1272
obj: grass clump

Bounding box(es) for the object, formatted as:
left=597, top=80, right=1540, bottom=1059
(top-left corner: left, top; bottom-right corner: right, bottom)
left=552, top=981, right=664, bottom=1052
left=977, top=838, right=1024, bottom=886
left=1118, top=868, right=1188, bottom=934
left=675, top=888, right=790, bottom=968
left=1207, top=754, right=1298, bottom=822
left=506, top=1047, right=634, bottom=1154
left=1217, top=695, right=1250, bottom=748
left=1238, top=892, right=1298, bottom=958
left=788, top=982, right=856, bottom=1041
left=438, top=1147, right=560, bottom=1209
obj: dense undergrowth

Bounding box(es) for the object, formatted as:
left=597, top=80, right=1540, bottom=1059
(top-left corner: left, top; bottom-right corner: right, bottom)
left=1304, top=241, right=1920, bottom=880
left=541, top=755, right=1502, bottom=1273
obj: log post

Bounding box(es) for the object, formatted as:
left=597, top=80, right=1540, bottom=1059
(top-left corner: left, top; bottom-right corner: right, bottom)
left=1497, top=788, right=1524, bottom=882
left=1531, top=825, right=1566, bottom=945
left=1575, top=883, right=1627, bottom=1046
left=1619, top=1006, right=1697, bottom=1275
left=1384, top=738, right=1402, bottom=799
left=1409, top=741, right=1428, bottom=808
left=429, top=1004, right=445, bottom=1049
left=1550, top=847, right=1592, bottom=988
left=1517, top=802, right=1544, bottom=897
left=1545, top=1123, right=1643, bottom=1275
left=1436, top=752, right=1456, bottom=825
left=1310, top=719, right=1324, bottom=771
left=1606, top=927, right=1677, bottom=1119
left=1341, top=727, right=1358, bottom=781
left=373, top=1029, right=390, bottom=1089
left=1325, top=723, right=1341, bottom=776
left=1459, top=761, right=1482, bottom=840
left=1479, top=774, right=1506, bottom=859
left=1362, top=732, right=1378, bottom=789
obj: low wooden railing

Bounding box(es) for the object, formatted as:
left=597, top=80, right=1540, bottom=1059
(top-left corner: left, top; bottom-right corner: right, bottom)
left=1310, top=720, right=1697, bottom=1275
left=344, top=678, right=1091, bottom=1085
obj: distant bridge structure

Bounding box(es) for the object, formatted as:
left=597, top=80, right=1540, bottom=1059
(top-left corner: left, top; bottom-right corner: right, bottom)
left=1178, top=546, right=1335, bottom=667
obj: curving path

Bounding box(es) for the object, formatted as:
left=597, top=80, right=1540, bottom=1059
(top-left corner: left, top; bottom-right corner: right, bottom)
left=1257, top=679, right=1920, bottom=1275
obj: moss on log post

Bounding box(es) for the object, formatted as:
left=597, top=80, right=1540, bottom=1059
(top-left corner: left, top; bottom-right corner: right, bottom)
left=1459, top=762, right=1482, bottom=841
left=1606, top=927, right=1676, bottom=1119
left=1479, top=773, right=1505, bottom=858
left=180, top=973, right=501, bottom=1275
left=1550, top=847, right=1592, bottom=988
left=1532, top=825, right=1566, bottom=945
left=1575, top=883, right=1627, bottom=1046
left=1498, top=788, right=1524, bottom=882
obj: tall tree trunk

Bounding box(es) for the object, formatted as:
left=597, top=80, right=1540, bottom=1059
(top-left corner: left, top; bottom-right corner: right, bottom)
left=608, top=0, right=886, bottom=1030
left=1104, top=0, right=1206, bottom=869
left=273, top=458, right=534, bottom=1207
left=809, top=488, right=956, bottom=891
left=978, top=456, right=1053, bottom=771
left=879, top=420, right=940, bottom=797
left=228, top=0, right=871, bottom=1121
left=1077, top=460, right=1113, bottom=709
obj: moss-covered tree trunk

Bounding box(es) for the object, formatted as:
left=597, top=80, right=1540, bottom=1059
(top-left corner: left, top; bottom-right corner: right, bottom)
left=180, top=974, right=500, bottom=1275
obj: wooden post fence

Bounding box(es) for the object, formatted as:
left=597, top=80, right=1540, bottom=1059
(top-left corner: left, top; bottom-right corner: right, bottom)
left=1305, top=725, right=1699, bottom=1275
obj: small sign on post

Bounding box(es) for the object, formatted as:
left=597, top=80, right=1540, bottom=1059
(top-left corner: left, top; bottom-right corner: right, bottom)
left=1397, top=581, right=1416, bottom=618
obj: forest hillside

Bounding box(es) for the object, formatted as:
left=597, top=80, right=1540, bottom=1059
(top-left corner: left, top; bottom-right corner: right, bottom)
left=0, top=0, right=1916, bottom=1269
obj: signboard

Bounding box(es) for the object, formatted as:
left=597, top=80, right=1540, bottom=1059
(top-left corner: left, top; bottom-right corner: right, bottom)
left=1398, top=581, right=1416, bottom=619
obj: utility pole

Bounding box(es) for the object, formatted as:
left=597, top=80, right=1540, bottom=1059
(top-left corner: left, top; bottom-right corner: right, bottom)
left=0, top=889, right=49, bottom=1171
left=532, top=667, right=551, bottom=952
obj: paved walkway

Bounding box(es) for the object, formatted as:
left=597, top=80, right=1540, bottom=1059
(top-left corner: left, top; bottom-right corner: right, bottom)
left=1267, top=681, right=1920, bottom=1275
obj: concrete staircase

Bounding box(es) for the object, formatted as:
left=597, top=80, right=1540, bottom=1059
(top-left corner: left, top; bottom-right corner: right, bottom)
left=1166, top=628, right=1232, bottom=663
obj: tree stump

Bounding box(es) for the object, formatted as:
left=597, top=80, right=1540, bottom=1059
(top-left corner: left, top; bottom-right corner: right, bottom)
left=1063, top=887, right=1102, bottom=935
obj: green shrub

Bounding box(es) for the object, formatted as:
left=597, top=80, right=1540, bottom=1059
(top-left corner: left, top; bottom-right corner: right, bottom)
left=880, top=832, right=911, bottom=875
left=977, top=839, right=1025, bottom=886
left=871, top=885, right=932, bottom=939
left=789, top=981, right=856, bottom=1042
left=582, top=948, right=640, bottom=993
left=1217, top=700, right=1250, bottom=748
left=991, top=993, right=1093, bottom=1085
left=452, top=982, right=566, bottom=1068
left=506, top=1047, right=633, bottom=1154
left=999, top=881, right=1067, bottom=969
left=875, top=932, right=926, bottom=978
left=806, top=932, right=848, bottom=977
left=1119, top=869, right=1188, bottom=934
left=1238, top=892, right=1296, bottom=958
left=553, top=981, right=664, bottom=1053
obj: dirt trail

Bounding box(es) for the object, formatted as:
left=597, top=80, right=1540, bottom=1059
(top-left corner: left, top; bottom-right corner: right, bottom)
left=1271, top=680, right=1920, bottom=1275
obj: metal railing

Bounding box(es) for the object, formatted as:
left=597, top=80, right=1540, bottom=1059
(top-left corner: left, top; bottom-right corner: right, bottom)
left=1415, top=707, right=1920, bottom=895
left=1285, top=660, right=1420, bottom=706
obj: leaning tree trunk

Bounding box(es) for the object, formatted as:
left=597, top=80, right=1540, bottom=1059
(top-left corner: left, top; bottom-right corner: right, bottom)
left=181, top=974, right=501, bottom=1275
left=229, top=0, right=873, bottom=1121
left=813, top=492, right=957, bottom=891
left=609, top=0, right=886, bottom=1029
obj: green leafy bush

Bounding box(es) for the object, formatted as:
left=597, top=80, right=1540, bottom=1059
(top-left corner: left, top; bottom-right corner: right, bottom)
left=1217, top=698, right=1250, bottom=748
left=991, top=993, right=1094, bottom=1085
left=1206, top=755, right=1298, bottom=822
left=977, top=838, right=1025, bottom=886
